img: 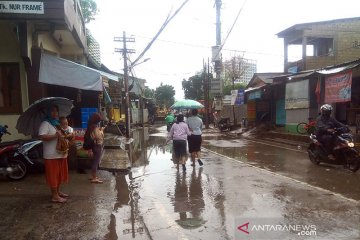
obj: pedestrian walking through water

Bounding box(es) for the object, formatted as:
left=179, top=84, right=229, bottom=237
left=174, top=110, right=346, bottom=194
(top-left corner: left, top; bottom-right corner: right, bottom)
left=186, top=109, right=204, bottom=167
left=168, top=114, right=191, bottom=172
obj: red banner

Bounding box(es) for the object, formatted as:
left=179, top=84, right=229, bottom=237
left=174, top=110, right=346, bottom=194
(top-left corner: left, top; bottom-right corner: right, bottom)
left=325, top=71, right=352, bottom=103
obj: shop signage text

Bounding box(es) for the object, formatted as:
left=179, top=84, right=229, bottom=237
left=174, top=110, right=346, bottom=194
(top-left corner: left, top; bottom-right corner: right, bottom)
left=0, top=1, right=44, bottom=14
left=248, top=90, right=261, bottom=100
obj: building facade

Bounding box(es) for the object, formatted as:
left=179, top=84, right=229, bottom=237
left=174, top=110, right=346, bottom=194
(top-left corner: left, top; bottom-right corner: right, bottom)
left=278, top=17, right=360, bottom=73
left=0, top=0, right=87, bottom=140
left=236, top=58, right=257, bottom=84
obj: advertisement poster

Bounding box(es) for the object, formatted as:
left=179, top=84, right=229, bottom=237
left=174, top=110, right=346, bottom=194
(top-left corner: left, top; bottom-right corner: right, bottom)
left=285, top=80, right=309, bottom=109
left=235, top=89, right=245, bottom=105
left=325, top=71, right=352, bottom=103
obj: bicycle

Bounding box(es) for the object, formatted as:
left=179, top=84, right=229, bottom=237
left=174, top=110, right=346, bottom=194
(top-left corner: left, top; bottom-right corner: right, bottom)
left=296, top=118, right=316, bottom=134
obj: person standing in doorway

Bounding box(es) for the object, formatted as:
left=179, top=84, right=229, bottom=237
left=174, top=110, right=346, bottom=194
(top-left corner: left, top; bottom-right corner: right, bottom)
left=168, top=114, right=191, bottom=172
left=186, top=109, right=204, bottom=167
left=38, top=105, right=69, bottom=203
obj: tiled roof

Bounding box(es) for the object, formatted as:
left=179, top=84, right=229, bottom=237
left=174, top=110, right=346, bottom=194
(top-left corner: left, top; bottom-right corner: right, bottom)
left=86, top=29, right=101, bottom=67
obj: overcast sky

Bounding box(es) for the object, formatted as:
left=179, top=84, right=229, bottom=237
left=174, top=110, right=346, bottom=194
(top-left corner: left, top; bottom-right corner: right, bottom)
left=87, top=0, right=360, bottom=99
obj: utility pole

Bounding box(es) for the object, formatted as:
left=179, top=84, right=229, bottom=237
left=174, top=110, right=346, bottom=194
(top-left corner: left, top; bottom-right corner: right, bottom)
left=211, top=0, right=223, bottom=112
left=215, top=0, right=222, bottom=82
left=206, top=58, right=211, bottom=129
left=114, top=32, right=135, bottom=138
left=203, top=60, right=209, bottom=129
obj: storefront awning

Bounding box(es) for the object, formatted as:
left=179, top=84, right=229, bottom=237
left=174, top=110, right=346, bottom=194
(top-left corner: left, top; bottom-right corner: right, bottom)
left=39, top=53, right=118, bottom=91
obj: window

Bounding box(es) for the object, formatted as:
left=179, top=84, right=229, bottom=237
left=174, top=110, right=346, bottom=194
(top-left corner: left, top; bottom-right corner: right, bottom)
left=0, top=63, right=22, bottom=114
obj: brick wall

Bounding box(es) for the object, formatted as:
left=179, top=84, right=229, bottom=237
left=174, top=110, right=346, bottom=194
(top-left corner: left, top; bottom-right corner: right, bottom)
left=304, top=19, right=360, bottom=68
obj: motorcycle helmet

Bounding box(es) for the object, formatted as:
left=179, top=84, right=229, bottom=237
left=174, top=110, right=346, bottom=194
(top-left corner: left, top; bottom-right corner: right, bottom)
left=320, top=104, right=333, bottom=117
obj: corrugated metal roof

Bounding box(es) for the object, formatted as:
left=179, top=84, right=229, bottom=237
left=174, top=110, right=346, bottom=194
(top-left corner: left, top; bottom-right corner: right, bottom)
left=316, top=62, right=360, bottom=75
left=288, top=71, right=316, bottom=80
left=244, top=85, right=265, bottom=92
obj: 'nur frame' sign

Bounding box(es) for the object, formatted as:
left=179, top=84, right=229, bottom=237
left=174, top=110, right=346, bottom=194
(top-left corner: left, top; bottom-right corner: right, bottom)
left=0, top=1, right=44, bottom=14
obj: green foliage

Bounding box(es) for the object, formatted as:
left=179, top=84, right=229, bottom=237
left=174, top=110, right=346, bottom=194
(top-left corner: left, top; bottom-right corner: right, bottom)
left=182, top=72, right=213, bottom=100
left=144, top=86, right=155, bottom=99
left=223, top=82, right=247, bottom=95
left=182, top=73, right=203, bottom=100
left=80, top=0, right=98, bottom=23
left=155, top=84, right=175, bottom=109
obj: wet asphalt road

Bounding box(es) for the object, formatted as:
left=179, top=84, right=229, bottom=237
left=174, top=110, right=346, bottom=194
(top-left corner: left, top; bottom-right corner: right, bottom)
left=0, top=126, right=359, bottom=239
left=202, top=133, right=360, bottom=201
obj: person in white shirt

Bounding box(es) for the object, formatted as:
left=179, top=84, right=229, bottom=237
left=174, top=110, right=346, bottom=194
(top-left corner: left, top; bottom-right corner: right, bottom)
left=186, top=109, right=204, bottom=167
left=38, top=105, right=69, bottom=203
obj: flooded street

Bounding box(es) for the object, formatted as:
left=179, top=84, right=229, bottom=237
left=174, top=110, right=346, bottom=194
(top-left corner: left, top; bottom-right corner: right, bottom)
left=202, top=134, right=360, bottom=201
left=0, top=126, right=359, bottom=239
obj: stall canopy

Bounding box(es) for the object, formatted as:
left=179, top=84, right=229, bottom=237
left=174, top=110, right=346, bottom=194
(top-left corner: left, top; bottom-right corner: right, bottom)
left=39, top=53, right=118, bottom=91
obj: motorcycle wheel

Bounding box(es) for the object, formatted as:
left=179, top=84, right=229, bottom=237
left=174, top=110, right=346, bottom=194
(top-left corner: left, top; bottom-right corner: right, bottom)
left=7, top=159, right=27, bottom=180
left=308, top=145, right=320, bottom=165
left=296, top=122, right=308, bottom=134
left=345, top=151, right=360, bottom=172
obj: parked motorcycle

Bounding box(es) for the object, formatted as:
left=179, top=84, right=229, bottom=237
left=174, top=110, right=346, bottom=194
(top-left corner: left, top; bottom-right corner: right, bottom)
left=307, top=127, right=360, bottom=172
left=218, top=117, right=231, bottom=132
left=0, top=127, right=43, bottom=180
left=0, top=125, right=10, bottom=142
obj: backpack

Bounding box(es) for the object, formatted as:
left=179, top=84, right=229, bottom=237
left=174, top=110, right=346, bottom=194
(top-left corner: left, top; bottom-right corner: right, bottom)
left=83, top=129, right=94, bottom=150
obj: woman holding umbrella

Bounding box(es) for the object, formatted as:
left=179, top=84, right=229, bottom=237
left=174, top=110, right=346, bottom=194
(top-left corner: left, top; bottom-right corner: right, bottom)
left=38, top=105, right=69, bottom=203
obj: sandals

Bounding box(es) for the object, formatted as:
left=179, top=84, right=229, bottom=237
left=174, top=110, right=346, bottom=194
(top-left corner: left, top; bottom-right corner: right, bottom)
left=90, top=178, right=103, bottom=184
left=51, top=197, right=67, bottom=203
left=59, top=192, right=69, bottom=198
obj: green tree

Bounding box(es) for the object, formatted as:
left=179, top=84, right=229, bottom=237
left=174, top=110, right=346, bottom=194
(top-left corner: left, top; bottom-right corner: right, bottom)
left=155, top=83, right=175, bottom=109
left=144, top=86, right=155, bottom=99
left=223, top=82, right=247, bottom=95
left=182, top=72, right=203, bottom=100
left=80, top=0, right=98, bottom=23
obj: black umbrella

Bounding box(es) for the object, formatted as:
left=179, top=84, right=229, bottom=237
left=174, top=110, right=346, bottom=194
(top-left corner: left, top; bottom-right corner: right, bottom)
left=16, top=97, right=73, bottom=136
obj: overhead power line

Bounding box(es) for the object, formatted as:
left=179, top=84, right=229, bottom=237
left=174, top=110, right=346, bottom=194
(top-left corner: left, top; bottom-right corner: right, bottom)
left=130, top=0, right=191, bottom=68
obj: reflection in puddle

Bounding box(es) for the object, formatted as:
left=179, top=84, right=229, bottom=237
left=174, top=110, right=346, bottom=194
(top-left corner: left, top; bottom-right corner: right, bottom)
left=106, top=127, right=231, bottom=239
left=104, top=126, right=360, bottom=239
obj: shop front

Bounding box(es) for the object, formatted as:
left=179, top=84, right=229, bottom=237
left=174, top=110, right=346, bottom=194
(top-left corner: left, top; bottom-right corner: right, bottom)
left=318, top=65, right=360, bottom=127
left=245, top=88, right=271, bottom=125
left=37, top=52, right=118, bottom=160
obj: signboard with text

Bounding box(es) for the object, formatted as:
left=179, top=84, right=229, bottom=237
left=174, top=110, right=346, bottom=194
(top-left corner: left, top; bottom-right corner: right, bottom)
left=235, top=89, right=245, bottom=105
left=248, top=90, right=261, bottom=101
left=0, top=1, right=44, bottom=14
left=325, top=71, right=352, bottom=103
left=285, top=80, right=309, bottom=109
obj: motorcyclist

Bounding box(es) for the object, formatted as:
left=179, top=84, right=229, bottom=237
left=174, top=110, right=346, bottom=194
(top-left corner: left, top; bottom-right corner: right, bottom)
left=165, top=111, right=175, bottom=132
left=315, top=104, right=346, bottom=159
